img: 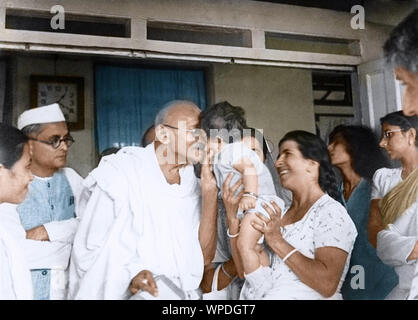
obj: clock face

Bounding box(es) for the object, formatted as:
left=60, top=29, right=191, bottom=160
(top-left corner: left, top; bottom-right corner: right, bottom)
left=37, top=82, right=78, bottom=123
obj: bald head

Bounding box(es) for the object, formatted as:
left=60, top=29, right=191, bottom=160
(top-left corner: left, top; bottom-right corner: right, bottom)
left=154, top=100, right=205, bottom=166
left=155, top=100, right=200, bottom=127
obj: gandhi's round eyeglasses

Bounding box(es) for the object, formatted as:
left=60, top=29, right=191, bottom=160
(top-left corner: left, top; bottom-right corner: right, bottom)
left=163, top=124, right=201, bottom=137
left=29, top=135, right=75, bottom=149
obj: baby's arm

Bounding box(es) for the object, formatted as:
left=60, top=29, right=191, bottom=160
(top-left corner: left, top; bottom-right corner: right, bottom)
left=233, top=158, right=259, bottom=211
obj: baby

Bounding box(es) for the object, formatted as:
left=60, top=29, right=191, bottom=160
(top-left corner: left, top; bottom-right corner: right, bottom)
left=200, top=102, right=284, bottom=280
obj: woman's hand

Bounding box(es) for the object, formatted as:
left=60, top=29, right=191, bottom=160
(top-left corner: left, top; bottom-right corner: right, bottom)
left=251, top=201, right=285, bottom=247
left=222, top=173, right=244, bottom=226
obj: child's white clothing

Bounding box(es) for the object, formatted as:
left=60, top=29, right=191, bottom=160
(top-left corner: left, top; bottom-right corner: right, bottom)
left=213, top=142, right=285, bottom=219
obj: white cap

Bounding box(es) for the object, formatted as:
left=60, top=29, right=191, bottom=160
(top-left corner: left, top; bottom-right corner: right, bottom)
left=17, top=103, right=66, bottom=130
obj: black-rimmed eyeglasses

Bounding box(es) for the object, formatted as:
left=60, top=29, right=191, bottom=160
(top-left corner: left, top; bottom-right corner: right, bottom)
left=29, top=135, right=75, bottom=149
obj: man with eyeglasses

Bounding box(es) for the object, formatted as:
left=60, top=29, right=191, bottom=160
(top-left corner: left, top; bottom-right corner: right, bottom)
left=69, top=100, right=217, bottom=300
left=16, top=103, right=85, bottom=300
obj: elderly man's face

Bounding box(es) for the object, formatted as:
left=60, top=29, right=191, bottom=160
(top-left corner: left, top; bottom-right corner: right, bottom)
left=395, top=66, right=418, bottom=117
left=28, top=122, right=71, bottom=171
left=164, top=105, right=206, bottom=165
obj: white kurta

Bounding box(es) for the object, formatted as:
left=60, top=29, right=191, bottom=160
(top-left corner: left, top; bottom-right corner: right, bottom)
left=373, top=168, right=418, bottom=300
left=69, top=144, right=203, bottom=300
left=0, top=202, right=77, bottom=299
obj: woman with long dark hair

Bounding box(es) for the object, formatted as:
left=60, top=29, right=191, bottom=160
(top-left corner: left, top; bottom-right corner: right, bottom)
left=238, top=130, right=357, bottom=299
left=328, top=125, right=398, bottom=299
left=0, top=123, right=34, bottom=299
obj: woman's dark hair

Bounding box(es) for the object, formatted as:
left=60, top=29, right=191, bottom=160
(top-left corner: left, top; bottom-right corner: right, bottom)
left=380, top=110, right=418, bottom=131
left=279, top=130, right=339, bottom=201
left=0, top=123, right=29, bottom=169
left=200, top=101, right=247, bottom=143
left=380, top=111, right=418, bottom=145
left=244, top=127, right=269, bottom=159
left=329, top=125, right=390, bottom=180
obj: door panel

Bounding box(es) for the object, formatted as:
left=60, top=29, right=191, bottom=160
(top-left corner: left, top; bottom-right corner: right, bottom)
left=358, top=59, right=402, bottom=134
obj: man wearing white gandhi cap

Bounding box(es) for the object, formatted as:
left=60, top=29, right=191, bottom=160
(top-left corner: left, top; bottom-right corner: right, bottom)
left=16, top=103, right=86, bottom=300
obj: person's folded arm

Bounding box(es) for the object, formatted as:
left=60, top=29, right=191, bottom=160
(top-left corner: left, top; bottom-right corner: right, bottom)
left=270, top=238, right=348, bottom=297
left=253, top=200, right=355, bottom=298
left=376, top=202, right=418, bottom=266
left=42, top=218, right=79, bottom=243
left=377, top=225, right=418, bottom=266
left=23, top=238, right=72, bottom=270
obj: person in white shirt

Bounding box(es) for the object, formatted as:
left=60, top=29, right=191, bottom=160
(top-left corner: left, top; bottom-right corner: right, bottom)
left=368, top=111, right=418, bottom=299
left=0, top=123, right=34, bottom=299
left=69, top=100, right=217, bottom=300
left=241, top=131, right=357, bottom=299
left=16, top=103, right=85, bottom=300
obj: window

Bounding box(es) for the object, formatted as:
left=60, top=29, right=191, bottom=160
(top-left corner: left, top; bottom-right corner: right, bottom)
left=6, top=9, right=131, bottom=38
left=147, top=21, right=252, bottom=47
left=312, top=72, right=353, bottom=106
left=265, top=32, right=361, bottom=56
left=312, top=71, right=355, bottom=141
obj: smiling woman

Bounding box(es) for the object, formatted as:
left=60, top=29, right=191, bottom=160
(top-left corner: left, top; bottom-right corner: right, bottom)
left=240, top=130, right=357, bottom=300
left=0, top=124, right=32, bottom=204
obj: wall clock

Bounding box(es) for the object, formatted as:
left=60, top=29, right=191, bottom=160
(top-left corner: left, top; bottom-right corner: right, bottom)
left=30, top=75, right=85, bottom=131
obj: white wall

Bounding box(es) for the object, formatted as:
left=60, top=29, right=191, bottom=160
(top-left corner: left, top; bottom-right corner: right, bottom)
left=365, top=0, right=416, bottom=26
left=212, top=63, right=315, bottom=155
